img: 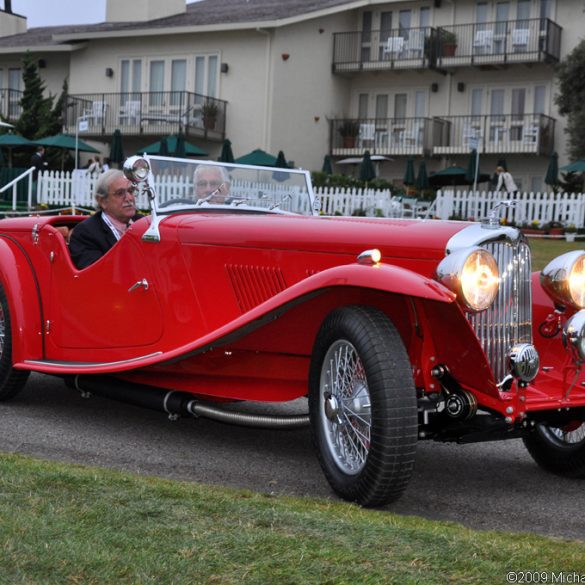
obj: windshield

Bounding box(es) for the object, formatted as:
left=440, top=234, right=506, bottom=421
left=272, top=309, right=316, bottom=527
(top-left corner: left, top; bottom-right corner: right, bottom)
left=141, top=156, right=318, bottom=216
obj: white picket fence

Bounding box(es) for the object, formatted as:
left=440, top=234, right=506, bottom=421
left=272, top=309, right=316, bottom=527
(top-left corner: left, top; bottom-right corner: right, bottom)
left=35, top=170, right=585, bottom=227
left=435, top=190, right=585, bottom=228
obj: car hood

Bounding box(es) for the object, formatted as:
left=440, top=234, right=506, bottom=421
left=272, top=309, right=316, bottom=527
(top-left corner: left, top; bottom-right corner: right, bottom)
left=167, top=213, right=472, bottom=263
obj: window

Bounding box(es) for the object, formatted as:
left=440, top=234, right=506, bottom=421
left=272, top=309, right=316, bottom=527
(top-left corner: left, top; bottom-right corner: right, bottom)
left=394, top=93, right=407, bottom=119
left=194, top=55, right=218, bottom=98
left=170, top=59, right=187, bottom=107
left=375, top=94, right=388, bottom=120
left=533, top=85, right=546, bottom=114
left=120, top=59, right=142, bottom=102
left=358, top=93, right=369, bottom=119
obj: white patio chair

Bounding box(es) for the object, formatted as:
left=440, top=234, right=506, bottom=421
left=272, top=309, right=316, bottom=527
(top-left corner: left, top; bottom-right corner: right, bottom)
left=120, top=100, right=141, bottom=125
left=405, top=30, right=425, bottom=58
left=358, top=123, right=376, bottom=148
left=512, top=28, right=530, bottom=47
left=383, top=36, right=405, bottom=57
left=522, top=123, right=539, bottom=145
left=474, top=30, right=493, bottom=51
left=84, top=100, right=107, bottom=125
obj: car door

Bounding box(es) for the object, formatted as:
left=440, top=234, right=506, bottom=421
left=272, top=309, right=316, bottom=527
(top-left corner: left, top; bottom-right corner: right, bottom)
left=43, top=226, right=163, bottom=354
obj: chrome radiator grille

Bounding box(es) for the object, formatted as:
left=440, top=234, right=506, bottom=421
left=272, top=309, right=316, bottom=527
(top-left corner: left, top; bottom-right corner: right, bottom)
left=468, top=240, right=533, bottom=383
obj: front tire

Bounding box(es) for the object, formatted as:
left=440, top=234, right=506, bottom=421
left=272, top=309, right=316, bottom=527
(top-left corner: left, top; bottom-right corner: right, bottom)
left=0, top=284, right=29, bottom=401
left=309, top=305, right=417, bottom=507
left=523, top=421, right=585, bottom=477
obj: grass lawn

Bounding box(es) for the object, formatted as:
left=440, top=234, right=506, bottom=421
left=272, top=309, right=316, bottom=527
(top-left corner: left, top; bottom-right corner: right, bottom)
left=528, top=237, right=583, bottom=271
left=0, top=453, right=584, bottom=585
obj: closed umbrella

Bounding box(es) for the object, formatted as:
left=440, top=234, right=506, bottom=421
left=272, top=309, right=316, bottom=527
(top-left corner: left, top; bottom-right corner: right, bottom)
left=465, top=149, right=480, bottom=185
left=174, top=133, right=186, bottom=158
left=218, top=139, right=235, bottom=163
left=321, top=154, right=333, bottom=175
left=403, top=158, right=415, bottom=186
left=359, top=150, right=376, bottom=182
left=159, top=136, right=169, bottom=157
left=415, top=160, right=429, bottom=190
left=109, top=129, right=125, bottom=166
left=544, top=152, right=559, bottom=187
left=273, top=150, right=291, bottom=182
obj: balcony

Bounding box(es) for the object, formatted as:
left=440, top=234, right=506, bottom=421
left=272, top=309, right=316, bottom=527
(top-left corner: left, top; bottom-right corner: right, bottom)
left=330, top=114, right=555, bottom=157
left=331, top=117, right=447, bottom=156
left=63, top=91, right=227, bottom=141
left=433, top=114, right=555, bottom=156
left=333, top=27, right=431, bottom=73
left=433, top=18, right=561, bottom=69
left=332, top=18, right=561, bottom=73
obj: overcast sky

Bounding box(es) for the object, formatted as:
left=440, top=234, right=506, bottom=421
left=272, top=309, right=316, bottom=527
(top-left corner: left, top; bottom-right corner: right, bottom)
left=10, top=1, right=199, bottom=28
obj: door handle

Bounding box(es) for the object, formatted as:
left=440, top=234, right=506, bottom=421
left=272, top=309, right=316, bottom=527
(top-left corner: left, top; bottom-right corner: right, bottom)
left=128, top=278, right=149, bottom=292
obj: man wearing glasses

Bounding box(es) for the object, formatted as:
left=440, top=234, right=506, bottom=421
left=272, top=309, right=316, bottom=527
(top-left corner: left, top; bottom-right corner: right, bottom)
left=70, top=170, right=143, bottom=269
left=193, top=165, right=231, bottom=204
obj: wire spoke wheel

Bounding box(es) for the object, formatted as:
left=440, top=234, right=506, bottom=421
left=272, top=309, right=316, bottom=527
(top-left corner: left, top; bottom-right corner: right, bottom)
left=309, top=305, right=417, bottom=507
left=0, top=284, right=30, bottom=401
left=524, top=420, right=585, bottom=478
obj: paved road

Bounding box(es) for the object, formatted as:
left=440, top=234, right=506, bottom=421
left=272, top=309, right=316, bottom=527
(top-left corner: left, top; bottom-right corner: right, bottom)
left=1, top=374, right=584, bottom=541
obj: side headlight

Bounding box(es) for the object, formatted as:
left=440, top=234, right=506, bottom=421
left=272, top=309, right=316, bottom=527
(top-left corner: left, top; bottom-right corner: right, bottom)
left=436, top=247, right=500, bottom=312
left=123, top=155, right=150, bottom=182
left=541, top=251, right=585, bottom=310
left=563, top=310, right=585, bottom=363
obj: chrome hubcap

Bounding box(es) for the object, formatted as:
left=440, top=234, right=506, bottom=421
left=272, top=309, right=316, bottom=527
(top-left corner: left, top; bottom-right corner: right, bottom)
left=320, top=340, right=371, bottom=475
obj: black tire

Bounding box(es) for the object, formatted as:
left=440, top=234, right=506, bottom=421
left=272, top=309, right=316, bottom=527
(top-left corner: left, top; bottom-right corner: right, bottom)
left=523, top=421, right=585, bottom=477
left=309, top=305, right=417, bottom=507
left=0, top=284, right=30, bottom=401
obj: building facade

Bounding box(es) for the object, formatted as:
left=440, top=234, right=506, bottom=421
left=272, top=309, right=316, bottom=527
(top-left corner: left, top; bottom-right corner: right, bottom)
left=0, top=0, right=575, bottom=190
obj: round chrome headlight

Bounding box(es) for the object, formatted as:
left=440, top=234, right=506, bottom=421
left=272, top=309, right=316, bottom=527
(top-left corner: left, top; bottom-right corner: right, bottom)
left=123, top=156, right=150, bottom=182
left=436, top=247, right=500, bottom=312
left=562, top=310, right=585, bottom=363
left=541, top=251, right=585, bottom=310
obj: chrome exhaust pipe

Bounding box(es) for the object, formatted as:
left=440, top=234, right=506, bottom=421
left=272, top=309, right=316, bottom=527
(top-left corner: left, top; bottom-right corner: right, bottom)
left=72, top=375, right=309, bottom=429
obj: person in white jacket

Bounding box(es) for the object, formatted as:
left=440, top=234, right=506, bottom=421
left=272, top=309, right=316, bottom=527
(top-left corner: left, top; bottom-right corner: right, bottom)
left=495, top=166, right=518, bottom=194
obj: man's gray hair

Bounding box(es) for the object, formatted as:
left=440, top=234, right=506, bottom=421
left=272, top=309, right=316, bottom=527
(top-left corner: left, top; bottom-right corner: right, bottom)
left=94, top=169, right=125, bottom=208
left=193, top=164, right=230, bottom=184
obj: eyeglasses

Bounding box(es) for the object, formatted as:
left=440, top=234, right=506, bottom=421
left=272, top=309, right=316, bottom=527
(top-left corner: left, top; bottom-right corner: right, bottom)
left=196, top=180, right=222, bottom=189
left=111, top=187, right=136, bottom=198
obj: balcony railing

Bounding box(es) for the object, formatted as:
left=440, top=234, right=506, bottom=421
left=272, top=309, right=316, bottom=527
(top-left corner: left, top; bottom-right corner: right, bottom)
left=331, top=117, right=447, bottom=156
left=332, top=18, right=561, bottom=73
left=63, top=91, right=227, bottom=141
left=0, top=88, right=23, bottom=122
left=331, top=114, right=554, bottom=156
left=433, top=18, right=561, bottom=67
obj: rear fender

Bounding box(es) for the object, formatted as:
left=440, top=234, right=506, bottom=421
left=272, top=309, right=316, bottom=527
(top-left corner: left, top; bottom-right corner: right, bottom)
left=0, top=237, right=44, bottom=363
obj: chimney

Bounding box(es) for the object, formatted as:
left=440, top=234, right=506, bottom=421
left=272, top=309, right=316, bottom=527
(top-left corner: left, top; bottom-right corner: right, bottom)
left=0, top=1, right=26, bottom=37
left=106, top=0, right=186, bottom=23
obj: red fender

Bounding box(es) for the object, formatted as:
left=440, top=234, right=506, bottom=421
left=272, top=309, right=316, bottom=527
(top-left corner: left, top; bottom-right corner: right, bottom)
left=0, top=236, right=44, bottom=363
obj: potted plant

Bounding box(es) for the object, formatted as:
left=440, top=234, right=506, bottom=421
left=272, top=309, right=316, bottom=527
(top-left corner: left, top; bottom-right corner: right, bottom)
left=338, top=120, right=359, bottom=148
left=565, top=224, right=577, bottom=242
left=202, top=101, right=218, bottom=130
left=438, top=28, right=457, bottom=57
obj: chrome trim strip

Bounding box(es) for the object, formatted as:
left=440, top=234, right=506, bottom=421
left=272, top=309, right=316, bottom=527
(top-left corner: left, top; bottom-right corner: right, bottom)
left=24, top=351, right=163, bottom=369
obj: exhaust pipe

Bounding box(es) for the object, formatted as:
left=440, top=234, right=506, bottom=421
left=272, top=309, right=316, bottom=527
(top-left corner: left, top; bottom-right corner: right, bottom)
left=72, top=375, right=309, bottom=429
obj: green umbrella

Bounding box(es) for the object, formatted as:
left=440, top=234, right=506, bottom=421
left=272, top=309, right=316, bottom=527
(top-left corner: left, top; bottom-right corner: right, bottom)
left=139, top=135, right=207, bottom=156
left=429, top=166, right=491, bottom=187
left=109, top=129, right=125, bottom=165
left=235, top=148, right=278, bottom=166
left=465, top=149, right=480, bottom=184
left=0, top=133, right=36, bottom=167
left=218, top=139, right=235, bottom=163
left=159, top=136, right=169, bottom=157
left=403, top=158, right=415, bottom=186
left=321, top=154, right=333, bottom=175
left=359, top=150, right=376, bottom=182
left=415, top=160, right=429, bottom=190
left=544, top=151, right=559, bottom=186
left=174, top=133, right=186, bottom=158
left=560, top=159, right=585, bottom=173
left=36, top=133, right=100, bottom=153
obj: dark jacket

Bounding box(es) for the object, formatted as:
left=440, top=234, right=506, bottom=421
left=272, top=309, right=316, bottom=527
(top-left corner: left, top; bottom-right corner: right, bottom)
left=69, top=210, right=143, bottom=270
left=30, top=152, right=47, bottom=181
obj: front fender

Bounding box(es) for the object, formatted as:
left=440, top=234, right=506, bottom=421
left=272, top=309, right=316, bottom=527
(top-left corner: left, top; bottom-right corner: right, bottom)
left=0, top=236, right=44, bottom=363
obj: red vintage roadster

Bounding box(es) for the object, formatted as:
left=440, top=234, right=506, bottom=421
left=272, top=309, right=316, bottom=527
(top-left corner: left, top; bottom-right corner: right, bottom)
left=0, top=155, right=584, bottom=507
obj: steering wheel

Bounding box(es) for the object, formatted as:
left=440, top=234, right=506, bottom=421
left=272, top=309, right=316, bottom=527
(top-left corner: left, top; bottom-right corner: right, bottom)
left=158, top=198, right=196, bottom=208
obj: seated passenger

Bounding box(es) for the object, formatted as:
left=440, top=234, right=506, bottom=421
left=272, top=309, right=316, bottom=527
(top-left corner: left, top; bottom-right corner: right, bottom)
left=69, top=170, right=143, bottom=269
left=193, top=165, right=231, bottom=204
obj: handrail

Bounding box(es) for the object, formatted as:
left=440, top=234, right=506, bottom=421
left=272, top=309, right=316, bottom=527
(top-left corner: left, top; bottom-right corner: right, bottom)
left=0, top=166, right=35, bottom=210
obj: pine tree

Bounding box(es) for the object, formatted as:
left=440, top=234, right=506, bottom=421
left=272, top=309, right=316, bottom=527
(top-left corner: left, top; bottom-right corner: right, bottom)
left=15, top=52, right=54, bottom=140
left=40, top=77, right=68, bottom=138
